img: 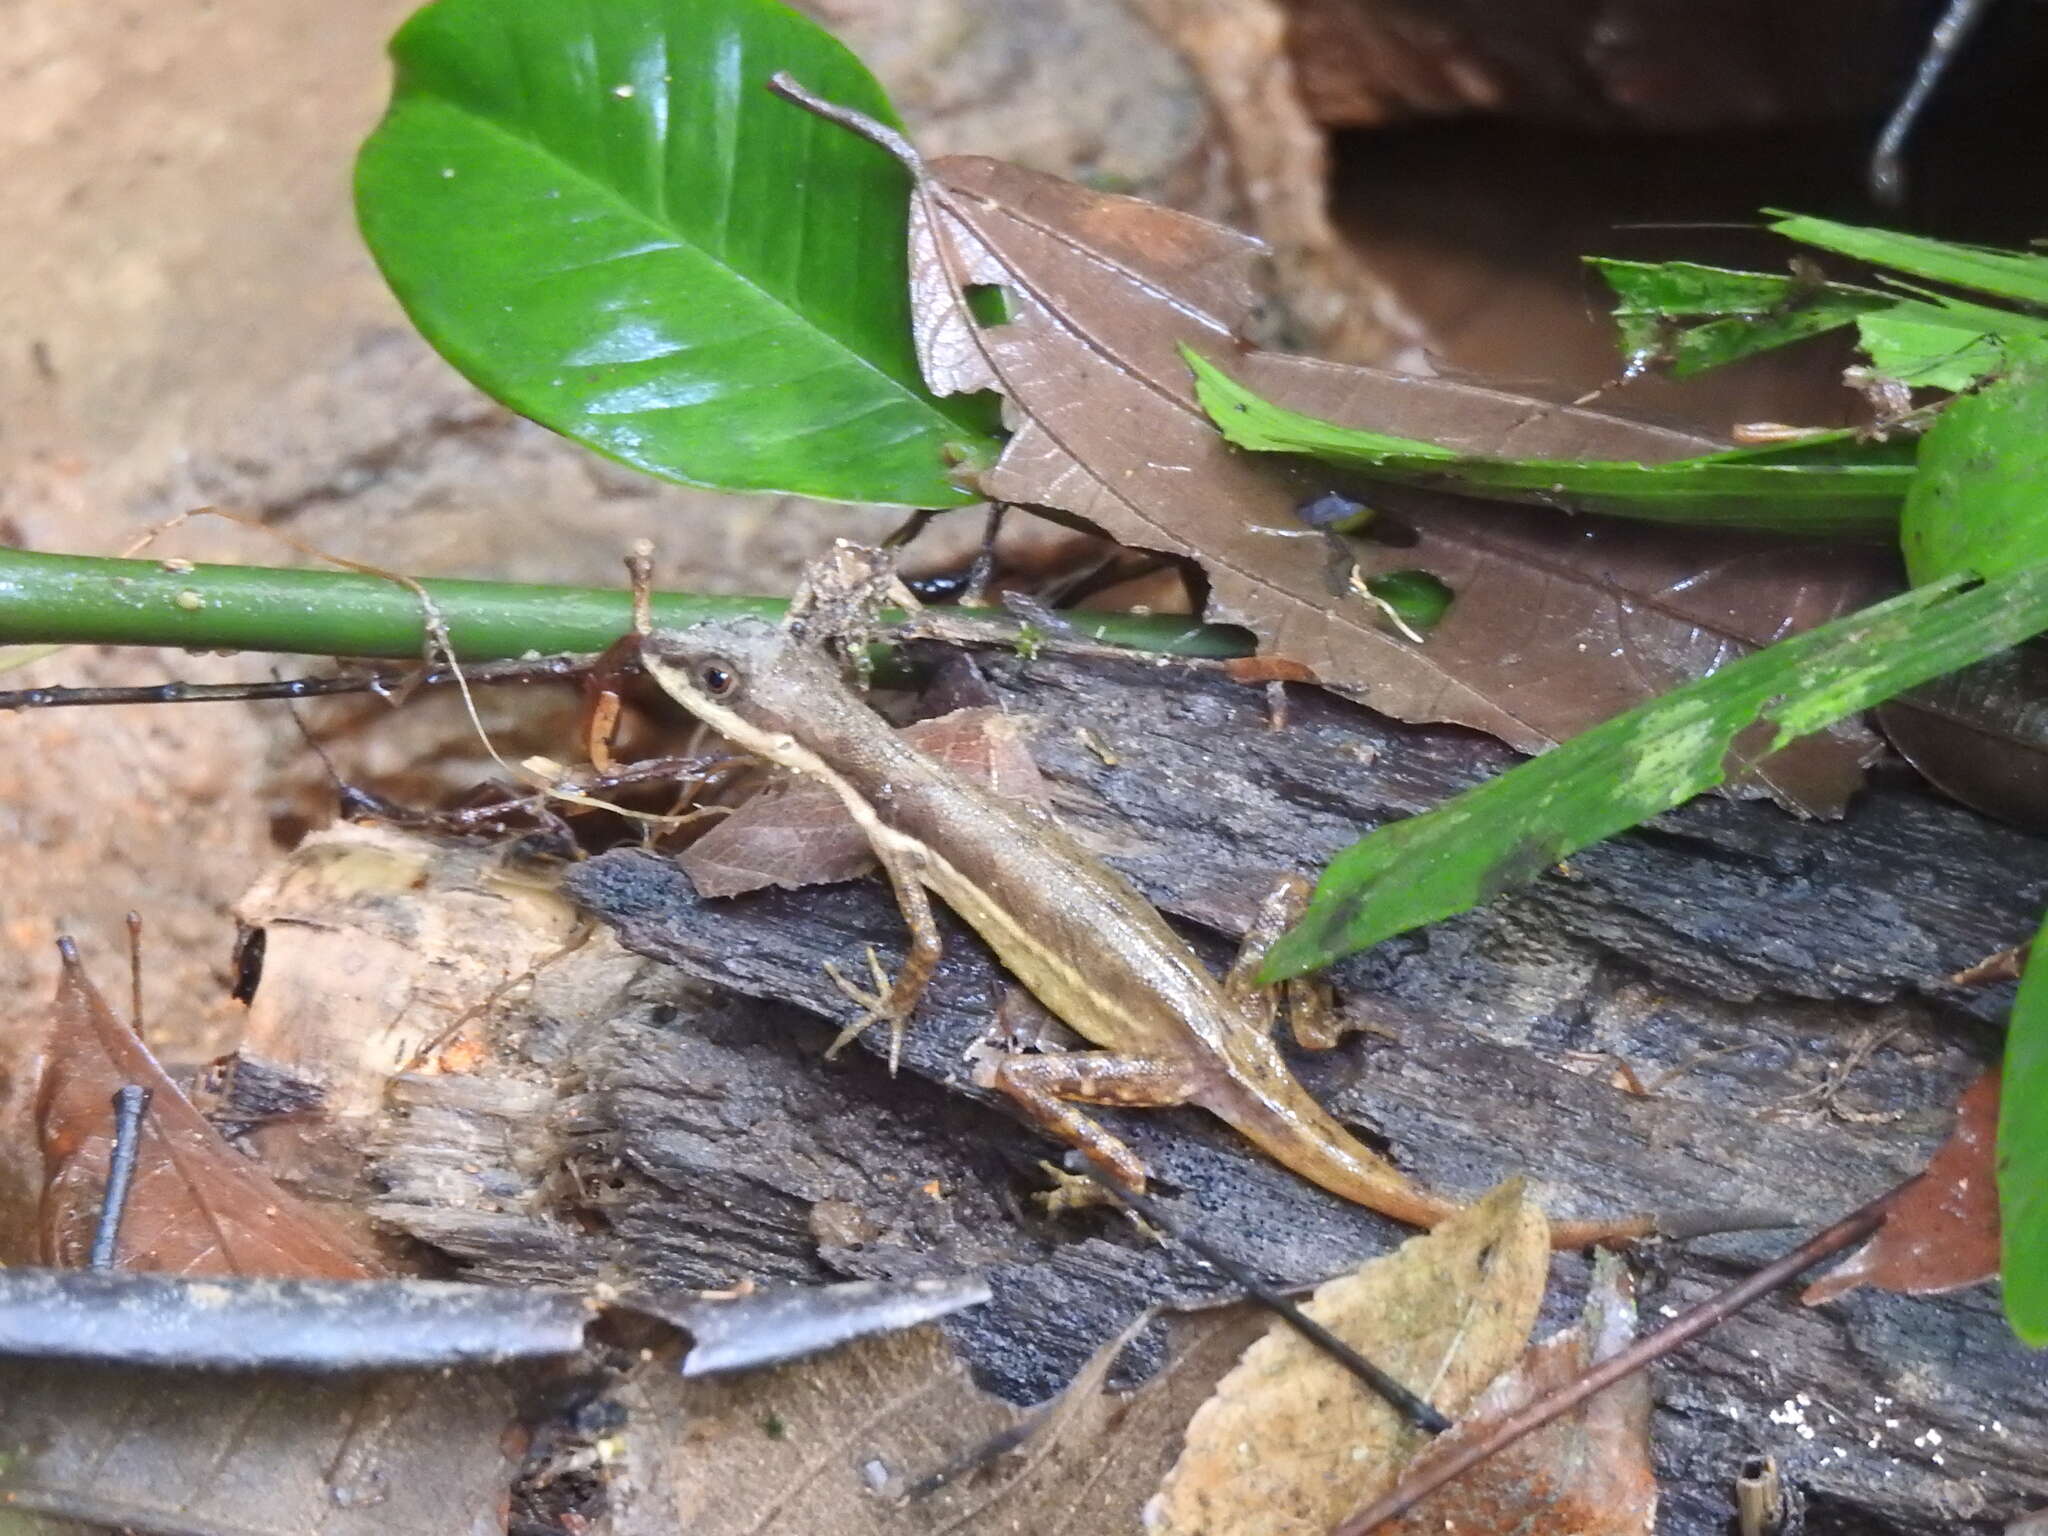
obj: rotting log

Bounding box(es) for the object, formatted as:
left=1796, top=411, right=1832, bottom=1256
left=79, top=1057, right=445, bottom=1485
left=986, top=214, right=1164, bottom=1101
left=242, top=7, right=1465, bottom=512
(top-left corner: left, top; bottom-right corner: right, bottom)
left=359, top=649, right=2046, bottom=1534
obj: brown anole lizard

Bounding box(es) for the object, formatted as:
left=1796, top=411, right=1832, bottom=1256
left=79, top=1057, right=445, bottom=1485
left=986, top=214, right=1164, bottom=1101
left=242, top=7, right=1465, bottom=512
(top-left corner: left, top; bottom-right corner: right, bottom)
left=636, top=586, right=1661, bottom=1248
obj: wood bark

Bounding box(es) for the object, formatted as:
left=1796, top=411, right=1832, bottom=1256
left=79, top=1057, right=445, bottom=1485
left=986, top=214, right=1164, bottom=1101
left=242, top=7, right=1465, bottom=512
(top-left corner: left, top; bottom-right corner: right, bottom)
left=362, top=649, right=2047, bottom=1533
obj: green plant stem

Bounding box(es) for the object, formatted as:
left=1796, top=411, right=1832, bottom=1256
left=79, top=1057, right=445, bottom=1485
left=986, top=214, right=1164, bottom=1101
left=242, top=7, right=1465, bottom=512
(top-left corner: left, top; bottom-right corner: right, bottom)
left=0, top=549, right=1249, bottom=664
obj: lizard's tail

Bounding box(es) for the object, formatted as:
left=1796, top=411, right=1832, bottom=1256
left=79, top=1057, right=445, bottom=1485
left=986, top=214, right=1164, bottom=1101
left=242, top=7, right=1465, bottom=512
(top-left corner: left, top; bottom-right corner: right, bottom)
left=1195, top=1074, right=1662, bottom=1250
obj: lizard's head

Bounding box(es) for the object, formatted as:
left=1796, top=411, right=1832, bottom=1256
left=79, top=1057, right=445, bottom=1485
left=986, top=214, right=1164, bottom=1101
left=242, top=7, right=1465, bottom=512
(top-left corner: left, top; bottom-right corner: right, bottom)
left=639, top=614, right=852, bottom=759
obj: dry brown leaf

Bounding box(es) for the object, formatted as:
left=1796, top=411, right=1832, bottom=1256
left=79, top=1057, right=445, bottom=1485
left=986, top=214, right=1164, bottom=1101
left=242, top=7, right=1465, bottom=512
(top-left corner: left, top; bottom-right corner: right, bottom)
left=681, top=707, right=1050, bottom=899
left=894, top=136, right=1886, bottom=813
left=1803, top=1069, right=2001, bottom=1305
left=35, top=941, right=380, bottom=1277
left=0, top=1357, right=518, bottom=1536
left=616, top=1310, right=1268, bottom=1536
left=1145, top=1179, right=1550, bottom=1535
left=1879, top=648, right=2048, bottom=832
left=1386, top=1250, right=1656, bottom=1536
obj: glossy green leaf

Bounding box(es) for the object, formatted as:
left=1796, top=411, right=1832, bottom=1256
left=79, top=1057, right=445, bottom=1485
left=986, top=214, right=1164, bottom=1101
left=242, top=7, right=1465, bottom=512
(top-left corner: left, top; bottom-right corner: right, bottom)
left=2001, top=916, right=2048, bottom=1345
left=1768, top=212, right=2048, bottom=309
left=1186, top=350, right=1911, bottom=536
left=356, top=0, right=999, bottom=506
left=1259, top=562, right=2048, bottom=981
left=1586, top=257, right=1888, bottom=377
left=1902, top=342, right=2048, bottom=586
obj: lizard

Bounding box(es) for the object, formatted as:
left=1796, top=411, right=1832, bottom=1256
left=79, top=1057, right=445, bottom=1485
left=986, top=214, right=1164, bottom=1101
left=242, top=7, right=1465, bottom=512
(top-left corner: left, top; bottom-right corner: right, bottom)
left=633, top=557, right=1670, bottom=1249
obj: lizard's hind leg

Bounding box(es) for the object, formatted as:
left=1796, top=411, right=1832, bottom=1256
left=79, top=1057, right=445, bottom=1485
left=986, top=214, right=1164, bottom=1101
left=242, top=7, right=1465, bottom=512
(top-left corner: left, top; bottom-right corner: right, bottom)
left=1221, top=874, right=1338, bottom=1048
left=973, top=1051, right=1205, bottom=1194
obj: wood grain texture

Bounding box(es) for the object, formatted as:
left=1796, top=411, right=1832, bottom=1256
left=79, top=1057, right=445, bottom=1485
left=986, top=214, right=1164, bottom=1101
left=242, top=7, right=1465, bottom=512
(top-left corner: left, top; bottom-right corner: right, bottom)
left=361, top=648, right=2048, bottom=1531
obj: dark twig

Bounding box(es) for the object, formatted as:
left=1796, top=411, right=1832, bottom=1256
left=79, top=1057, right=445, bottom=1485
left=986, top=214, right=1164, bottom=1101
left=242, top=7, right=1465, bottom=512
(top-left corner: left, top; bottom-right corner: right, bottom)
left=1869, top=0, right=1997, bottom=205
left=960, top=502, right=1010, bottom=607
left=0, top=653, right=597, bottom=712
left=1332, top=1184, right=1903, bottom=1534
left=1078, top=1160, right=1451, bottom=1435
left=89, top=1086, right=152, bottom=1270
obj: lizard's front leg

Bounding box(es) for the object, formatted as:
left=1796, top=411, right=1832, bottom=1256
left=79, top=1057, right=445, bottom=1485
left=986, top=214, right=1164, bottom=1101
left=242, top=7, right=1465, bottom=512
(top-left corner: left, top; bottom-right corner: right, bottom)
left=1222, top=874, right=1341, bottom=1049
left=823, top=835, right=942, bottom=1074
left=973, top=1051, right=1206, bottom=1193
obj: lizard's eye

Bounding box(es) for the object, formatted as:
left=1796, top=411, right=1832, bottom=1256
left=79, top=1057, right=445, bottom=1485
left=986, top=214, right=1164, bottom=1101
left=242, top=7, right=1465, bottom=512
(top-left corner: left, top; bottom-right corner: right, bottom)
left=697, top=660, right=739, bottom=699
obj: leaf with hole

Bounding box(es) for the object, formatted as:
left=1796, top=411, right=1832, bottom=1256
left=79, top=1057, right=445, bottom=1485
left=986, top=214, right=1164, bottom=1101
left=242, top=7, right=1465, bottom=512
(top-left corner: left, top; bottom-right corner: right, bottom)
left=793, top=85, right=1886, bottom=813
left=355, top=0, right=1000, bottom=507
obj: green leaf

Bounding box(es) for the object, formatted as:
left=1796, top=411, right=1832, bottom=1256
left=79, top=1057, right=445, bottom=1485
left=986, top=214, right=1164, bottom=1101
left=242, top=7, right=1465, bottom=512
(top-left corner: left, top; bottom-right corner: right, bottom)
left=1186, top=349, right=1911, bottom=536
left=355, top=0, right=999, bottom=507
left=1856, top=299, right=2029, bottom=390
left=1586, top=257, right=1889, bottom=376
left=2002, top=917, right=2048, bottom=1345
left=1259, top=562, right=2048, bottom=981
left=1768, top=212, right=2048, bottom=309
left=1902, top=342, right=2048, bottom=585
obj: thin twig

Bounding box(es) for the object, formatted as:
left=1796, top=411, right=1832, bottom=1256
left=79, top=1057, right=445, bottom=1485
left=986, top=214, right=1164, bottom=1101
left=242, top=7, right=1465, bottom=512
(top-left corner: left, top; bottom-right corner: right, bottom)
left=1332, top=1183, right=1904, bottom=1534
left=1078, top=1161, right=1451, bottom=1435
left=0, top=653, right=597, bottom=711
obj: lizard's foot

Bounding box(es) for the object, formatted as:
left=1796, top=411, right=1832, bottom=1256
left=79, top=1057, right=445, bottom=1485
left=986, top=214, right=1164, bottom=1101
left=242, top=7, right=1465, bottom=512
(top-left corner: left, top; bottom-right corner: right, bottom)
left=1031, top=1160, right=1119, bottom=1216
left=823, top=945, right=912, bottom=1074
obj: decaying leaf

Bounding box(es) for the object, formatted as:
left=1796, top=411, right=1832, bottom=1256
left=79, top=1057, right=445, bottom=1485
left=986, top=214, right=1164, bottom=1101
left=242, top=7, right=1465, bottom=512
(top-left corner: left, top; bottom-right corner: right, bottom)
left=1879, top=646, right=2048, bottom=832
left=618, top=1311, right=1268, bottom=1536
left=682, top=707, right=1050, bottom=898
left=35, top=941, right=380, bottom=1277
left=1385, top=1251, right=1655, bottom=1536
left=865, top=106, right=1887, bottom=813
left=1803, top=1070, right=2001, bottom=1306
left=0, top=1358, right=518, bottom=1536
left=1146, top=1180, right=1549, bottom=1535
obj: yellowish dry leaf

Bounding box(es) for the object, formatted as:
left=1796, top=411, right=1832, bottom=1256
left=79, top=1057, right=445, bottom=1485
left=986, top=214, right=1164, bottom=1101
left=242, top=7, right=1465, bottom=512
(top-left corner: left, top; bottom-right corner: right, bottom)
left=1145, top=1180, right=1549, bottom=1535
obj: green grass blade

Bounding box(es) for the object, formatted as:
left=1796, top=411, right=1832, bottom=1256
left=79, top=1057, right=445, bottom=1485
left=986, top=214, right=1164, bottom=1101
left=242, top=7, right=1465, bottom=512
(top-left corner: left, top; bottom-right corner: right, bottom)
left=1586, top=257, right=1889, bottom=376
left=1259, top=563, right=2048, bottom=981
left=1902, top=341, right=2048, bottom=585
left=2002, top=920, right=2048, bottom=1346
left=1768, top=212, right=2048, bottom=309
left=355, top=0, right=1000, bottom=507
left=1187, top=350, right=1910, bottom=536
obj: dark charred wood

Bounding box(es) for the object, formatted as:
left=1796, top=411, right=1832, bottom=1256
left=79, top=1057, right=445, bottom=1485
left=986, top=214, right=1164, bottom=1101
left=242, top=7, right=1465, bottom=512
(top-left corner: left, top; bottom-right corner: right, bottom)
left=367, top=650, right=2044, bottom=1533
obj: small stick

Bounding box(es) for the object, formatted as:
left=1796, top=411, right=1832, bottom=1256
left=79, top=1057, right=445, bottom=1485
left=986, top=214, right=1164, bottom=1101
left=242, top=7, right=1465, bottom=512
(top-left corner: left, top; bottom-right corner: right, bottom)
left=124, top=911, right=145, bottom=1035
left=1078, top=1161, right=1451, bottom=1435
left=1331, top=1185, right=1902, bottom=1535
left=89, top=1085, right=152, bottom=1270
left=881, top=508, right=942, bottom=552
left=626, top=540, right=656, bottom=637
